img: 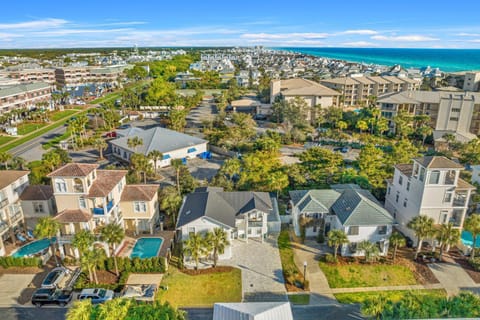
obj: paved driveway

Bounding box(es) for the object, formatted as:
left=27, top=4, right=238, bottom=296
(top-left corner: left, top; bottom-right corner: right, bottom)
left=0, top=274, right=36, bottom=307
left=220, top=237, right=286, bottom=301
left=428, top=262, right=480, bottom=296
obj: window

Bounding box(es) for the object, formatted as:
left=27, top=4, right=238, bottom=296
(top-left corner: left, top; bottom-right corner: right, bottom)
left=406, top=181, right=410, bottom=191
left=79, top=197, right=87, bottom=209
left=419, top=167, right=425, bottom=182
left=398, top=176, right=403, bottom=185
left=377, top=226, right=387, bottom=235
left=403, top=198, right=408, bottom=208
left=444, top=190, right=453, bottom=203
left=313, top=225, right=317, bottom=233
left=387, top=187, right=391, bottom=195
left=395, top=192, right=399, bottom=203
left=55, top=179, right=67, bottom=193
left=413, top=164, right=419, bottom=178
left=188, top=227, right=195, bottom=237
left=429, top=170, right=440, bottom=184
left=134, top=201, right=147, bottom=212
left=33, top=202, right=44, bottom=213
left=440, top=211, right=448, bottom=224
left=445, top=170, right=456, bottom=185
left=450, top=117, right=459, bottom=121
left=348, top=226, right=359, bottom=235
left=117, top=180, right=123, bottom=192
left=73, top=178, right=84, bottom=193
left=452, top=108, right=460, bottom=112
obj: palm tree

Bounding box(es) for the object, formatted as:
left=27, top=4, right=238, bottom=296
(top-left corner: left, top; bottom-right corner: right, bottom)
left=205, top=228, right=230, bottom=267
left=147, top=150, right=163, bottom=173
left=389, top=232, right=406, bottom=262
left=11, top=156, right=27, bottom=170
left=0, top=151, right=12, bottom=169
left=407, top=215, right=435, bottom=260
left=72, top=230, right=95, bottom=280
left=159, top=186, right=183, bottom=227
left=66, top=299, right=93, bottom=320
left=220, top=158, right=241, bottom=183
left=93, top=138, right=107, bottom=160
left=99, top=223, right=125, bottom=276
left=183, top=233, right=208, bottom=270
left=127, top=136, right=143, bottom=152
left=327, top=229, right=349, bottom=261
left=130, top=153, right=153, bottom=183
left=464, top=214, right=480, bottom=260
left=171, top=158, right=183, bottom=194
left=34, top=217, right=60, bottom=265
left=358, top=240, right=380, bottom=263
left=97, top=298, right=132, bottom=320
left=81, top=247, right=106, bottom=284
left=436, top=223, right=460, bottom=261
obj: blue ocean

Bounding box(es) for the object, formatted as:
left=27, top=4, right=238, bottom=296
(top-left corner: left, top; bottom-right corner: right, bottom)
left=277, top=47, right=480, bottom=72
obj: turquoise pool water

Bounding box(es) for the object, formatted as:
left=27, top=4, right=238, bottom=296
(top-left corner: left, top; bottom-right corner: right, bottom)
left=461, top=231, right=480, bottom=247
left=12, top=238, right=54, bottom=257
left=130, top=237, right=163, bottom=259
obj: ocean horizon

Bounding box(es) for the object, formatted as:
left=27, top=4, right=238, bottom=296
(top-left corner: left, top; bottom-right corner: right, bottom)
left=276, top=47, right=480, bottom=73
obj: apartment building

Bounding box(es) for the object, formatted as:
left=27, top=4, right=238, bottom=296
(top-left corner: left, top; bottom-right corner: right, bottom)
left=377, top=91, right=480, bottom=142
left=0, top=68, right=56, bottom=84
left=54, top=65, right=128, bottom=87
left=47, top=163, right=159, bottom=258
left=385, top=156, right=474, bottom=244
left=320, top=76, right=421, bottom=106
left=463, top=72, right=480, bottom=92
left=0, top=82, right=52, bottom=114
left=270, top=78, right=340, bottom=122
left=0, top=171, right=29, bottom=256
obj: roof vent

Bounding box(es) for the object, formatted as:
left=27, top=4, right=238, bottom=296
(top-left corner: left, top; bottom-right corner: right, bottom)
left=186, top=210, right=191, bottom=215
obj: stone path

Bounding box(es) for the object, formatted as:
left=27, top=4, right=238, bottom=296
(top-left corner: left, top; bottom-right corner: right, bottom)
left=428, top=262, right=480, bottom=296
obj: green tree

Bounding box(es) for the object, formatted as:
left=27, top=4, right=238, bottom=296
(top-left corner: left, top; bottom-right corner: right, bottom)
left=205, top=228, right=230, bottom=267
left=390, top=139, right=420, bottom=165
left=361, top=294, right=386, bottom=319
left=358, top=144, right=388, bottom=189
left=464, top=214, right=480, bottom=260
left=178, top=165, right=198, bottom=195
left=97, top=298, right=132, bottom=320
left=160, top=186, right=183, bottom=227
left=298, top=147, right=343, bottom=185
left=147, top=150, right=163, bottom=173
left=407, top=215, right=435, bottom=260
left=393, top=110, right=414, bottom=139
left=238, top=151, right=286, bottom=192
left=130, top=153, right=153, bottom=183
left=219, top=158, right=242, bottom=184
left=0, top=151, right=12, bottom=169
left=337, top=120, right=348, bottom=132
left=66, top=299, right=92, bottom=320
left=356, top=119, right=368, bottom=133
left=72, top=230, right=95, bottom=280
left=146, top=78, right=177, bottom=106
left=99, top=223, right=125, bottom=276
left=171, top=158, right=183, bottom=194
left=358, top=240, right=380, bottom=263
left=183, top=233, right=208, bottom=270
left=327, top=229, right=349, bottom=261
left=127, top=136, right=143, bottom=152
left=267, top=170, right=289, bottom=198
left=93, top=138, right=107, bottom=160
left=460, top=138, right=480, bottom=164
left=389, top=231, right=406, bottom=262
left=81, top=247, right=106, bottom=284
left=436, top=223, right=460, bottom=261
left=168, top=108, right=188, bottom=132
left=126, top=65, right=148, bottom=80
left=34, top=217, right=60, bottom=265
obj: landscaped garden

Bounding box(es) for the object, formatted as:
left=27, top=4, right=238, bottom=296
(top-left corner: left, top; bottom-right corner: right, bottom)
left=157, top=266, right=242, bottom=307
left=278, top=228, right=308, bottom=291
left=335, top=289, right=446, bottom=304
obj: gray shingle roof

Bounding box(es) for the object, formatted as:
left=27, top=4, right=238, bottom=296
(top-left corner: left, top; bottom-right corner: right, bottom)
left=413, top=156, right=464, bottom=169
left=289, top=190, right=341, bottom=213
left=0, top=82, right=50, bottom=98
left=110, top=126, right=207, bottom=155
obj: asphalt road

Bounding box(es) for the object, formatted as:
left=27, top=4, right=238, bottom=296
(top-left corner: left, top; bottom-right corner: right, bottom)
left=0, top=307, right=68, bottom=320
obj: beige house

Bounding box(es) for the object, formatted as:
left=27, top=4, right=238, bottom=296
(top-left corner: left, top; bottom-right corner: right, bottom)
left=20, top=185, right=56, bottom=229
left=120, top=185, right=160, bottom=235
left=0, top=170, right=29, bottom=256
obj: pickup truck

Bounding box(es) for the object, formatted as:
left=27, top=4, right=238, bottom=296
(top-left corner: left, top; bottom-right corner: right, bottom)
left=31, top=288, right=73, bottom=307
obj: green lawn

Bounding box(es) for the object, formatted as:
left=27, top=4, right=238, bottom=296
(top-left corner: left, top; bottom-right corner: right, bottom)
left=50, top=109, right=78, bottom=121
left=0, top=136, right=16, bottom=146
left=319, top=262, right=417, bottom=288
left=335, top=289, right=446, bottom=304
left=17, top=123, right=42, bottom=135
left=91, top=92, right=121, bottom=105
left=278, top=229, right=305, bottom=289
left=288, top=294, right=310, bottom=305
left=157, top=267, right=242, bottom=307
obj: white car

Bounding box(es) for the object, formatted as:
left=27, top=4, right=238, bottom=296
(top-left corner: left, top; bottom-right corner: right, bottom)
left=78, top=288, right=114, bottom=304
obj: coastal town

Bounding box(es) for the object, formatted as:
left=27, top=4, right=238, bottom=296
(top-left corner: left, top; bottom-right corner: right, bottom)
left=1, top=44, right=480, bottom=320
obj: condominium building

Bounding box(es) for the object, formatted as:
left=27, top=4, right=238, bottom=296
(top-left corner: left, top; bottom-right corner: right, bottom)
left=377, top=91, right=480, bottom=142
left=0, top=68, right=56, bottom=84
left=385, top=156, right=474, bottom=244
left=47, top=163, right=159, bottom=258
left=54, top=65, right=129, bottom=87
left=0, top=82, right=52, bottom=114
left=463, top=72, right=480, bottom=92
left=0, top=170, right=29, bottom=256
left=320, top=75, right=421, bottom=106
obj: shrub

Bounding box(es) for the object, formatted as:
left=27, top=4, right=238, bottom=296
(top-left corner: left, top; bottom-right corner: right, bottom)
left=317, top=233, right=325, bottom=244
left=324, top=253, right=337, bottom=264
left=0, top=256, right=41, bottom=268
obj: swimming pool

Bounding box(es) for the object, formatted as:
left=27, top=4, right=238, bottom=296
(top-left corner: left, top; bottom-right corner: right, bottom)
left=130, top=237, right=163, bottom=259
left=12, top=238, right=54, bottom=257
left=461, top=230, right=480, bottom=247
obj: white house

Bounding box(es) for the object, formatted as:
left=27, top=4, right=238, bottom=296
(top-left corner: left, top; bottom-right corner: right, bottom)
left=385, top=156, right=475, bottom=244
left=110, top=126, right=208, bottom=168
left=213, top=302, right=293, bottom=320
left=176, top=187, right=281, bottom=261
left=289, top=184, right=395, bottom=257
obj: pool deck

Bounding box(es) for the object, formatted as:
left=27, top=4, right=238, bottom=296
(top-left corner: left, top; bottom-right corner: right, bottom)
left=116, top=231, right=174, bottom=258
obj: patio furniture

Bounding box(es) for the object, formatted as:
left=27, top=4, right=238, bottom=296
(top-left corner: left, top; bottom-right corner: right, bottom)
left=16, top=233, right=27, bottom=243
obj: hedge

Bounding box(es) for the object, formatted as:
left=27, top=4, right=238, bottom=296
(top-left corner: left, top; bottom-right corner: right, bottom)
left=0, top=256, right=42, bottom=268
left=96, top=257, right=167, bottom=273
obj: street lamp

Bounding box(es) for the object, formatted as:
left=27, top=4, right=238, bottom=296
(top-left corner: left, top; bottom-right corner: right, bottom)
left=303, top=261, right=308, bottom=289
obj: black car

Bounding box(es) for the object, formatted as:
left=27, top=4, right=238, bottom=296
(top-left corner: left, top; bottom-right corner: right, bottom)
left=31, top=288, right=73, bottom=307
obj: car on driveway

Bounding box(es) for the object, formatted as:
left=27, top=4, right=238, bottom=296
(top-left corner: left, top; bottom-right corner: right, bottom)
left=78, top=288, right=114, bottom=304
left=31, top=288, right=73, bottom=307
left=41, top=267, right=70, bottom=289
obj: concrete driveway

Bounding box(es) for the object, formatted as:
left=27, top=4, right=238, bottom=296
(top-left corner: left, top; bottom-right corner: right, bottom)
left=0, top=274, right=36, bottom=307
left=428, top=262, right=480, bottom=296
left=220, top=237, right=286, bottom=302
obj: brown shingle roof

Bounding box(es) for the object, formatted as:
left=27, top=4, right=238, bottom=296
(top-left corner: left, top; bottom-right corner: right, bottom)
left=395, top=164, right=414, bottom=176
left=413, top=156, right=464, bottom=169
left=20, top=185, right=53, bottom=201
left=87, top=170, right=127, bottom=198
left=54, top=209, right=92, bottom=223
left=47, top=163, right=98, bottom=177
left=0, top=170, right=29, bottom=190
left=457, top=178, right=475, bottom=190
left=121, top=185, right=159, bottom=202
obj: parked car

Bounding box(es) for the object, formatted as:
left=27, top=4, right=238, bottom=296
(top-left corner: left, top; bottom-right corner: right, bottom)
left=78, top=288, right=114, bottom=304
left=31, top=288, right=73, bottom=307
left=254, top=114, right=267, bottom=120
left=121, top=284, right=158, bottom=302
left=41, top=267, right=70, bottom=289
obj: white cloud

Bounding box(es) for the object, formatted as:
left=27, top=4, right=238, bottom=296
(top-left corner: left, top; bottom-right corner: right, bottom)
left=241, top=32, right=328, bottom=40
left=341, top=41, right=377, bottom=47
left=371, top=34, right=438, bottom=42
left=456, top=32, right=480, bottom=37
left=32, top=28, right=132, bottom=36
left=0, top=18, right=67, bottom=30
left=341, top=29, right=378, bottom=35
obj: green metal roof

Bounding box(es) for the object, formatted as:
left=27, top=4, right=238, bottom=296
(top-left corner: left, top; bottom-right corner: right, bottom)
left=0, top=82, right=50, bottom=98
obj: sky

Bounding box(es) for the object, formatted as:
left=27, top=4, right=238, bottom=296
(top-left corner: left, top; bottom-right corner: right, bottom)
left=2, top=0, right=480, bottom=49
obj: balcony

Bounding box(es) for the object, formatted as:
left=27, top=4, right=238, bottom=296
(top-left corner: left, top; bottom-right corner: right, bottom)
left=92, top=200, right=114, bottom=215
left=248, top=221, right=264, bottom=228
left=9, top=210, right=23, bottom=224
left=0, top=198, right=8, bottom=208
left=0, top=222, right=8, bottom=234
left=453, top=195, right=467, bottom=207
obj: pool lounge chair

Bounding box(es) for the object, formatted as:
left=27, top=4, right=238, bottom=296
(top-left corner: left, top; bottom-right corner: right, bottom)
left=27, top=229, right=35, bottom=239
left=16, top=233, right=27, bottom=243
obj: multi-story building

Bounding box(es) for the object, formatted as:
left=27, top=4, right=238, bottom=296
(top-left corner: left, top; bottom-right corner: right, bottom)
left=0, top=170, right=29, bottom=256
left=47, top=163, right=160, bottom=258
left=463, top=72, right=480, bottom=92
left=320, top=76, right=421, bottom=106
left=120, top=185, right=160, bottom=235
left=54, top=65, right=128, bottom=87
left=385, top=156, right=475, bottom=244
left=20, top=185, right=56, bottom=229
left=0, top=68, right=56, bottom=84
left=377, top=91, right=480, bottom=142
left=270, top=78, right=340, bottom=122
left=0, top=82, right=52, bottom=114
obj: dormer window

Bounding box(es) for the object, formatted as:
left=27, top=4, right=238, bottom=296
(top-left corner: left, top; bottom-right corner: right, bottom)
left=429, top=170, right=440, bottom=184
left=445, top=170, right=456, bottom=185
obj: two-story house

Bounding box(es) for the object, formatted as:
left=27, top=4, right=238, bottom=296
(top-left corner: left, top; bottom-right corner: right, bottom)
left=176, top=187, right=281, bottom=261
left=20, top=185, right=56, bottom=229
left=289, top=184, right=395, bottom=257
left=120, top=185, right=160, bottom=235
left=385, top=156, right=475, bottom=244
left=0, top=170, right=29, bottom=256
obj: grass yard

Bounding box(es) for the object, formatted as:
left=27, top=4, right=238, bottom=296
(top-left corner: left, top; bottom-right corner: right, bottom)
left=278, top=229, right=306, bottom=291
left=50, top=109, right=78, bottom=121
left=17, top=123, right=42, bottom=135
left=319, top=262, right=417, bottom=288
left=335, top=289, right=446, bottom=304
left=288, top=294, right=310, bottom=305
left=0, top=136, right=16, bottom=146
left=157, top=267, right=242, bottom=307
